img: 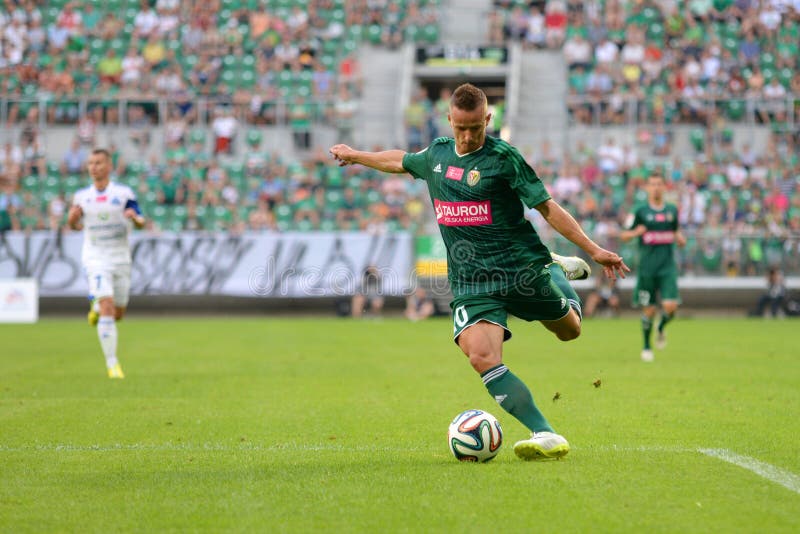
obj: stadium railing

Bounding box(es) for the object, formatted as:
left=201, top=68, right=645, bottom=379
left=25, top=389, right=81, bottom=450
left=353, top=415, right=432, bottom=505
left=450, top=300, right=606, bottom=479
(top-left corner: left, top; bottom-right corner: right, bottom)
left=0, top=96, right=336, bottom=128
left=565, top=93, right=799, bottom=128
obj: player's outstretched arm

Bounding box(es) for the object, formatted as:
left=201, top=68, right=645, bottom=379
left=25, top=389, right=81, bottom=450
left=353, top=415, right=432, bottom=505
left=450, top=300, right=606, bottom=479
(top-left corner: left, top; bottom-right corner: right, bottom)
left=535, top=199, right=630, bottom=279
left=619, top=224, right=646, bottom=242
left=329, top=144, right=407, bottom=174
left=67, top=205, right=83, bottom=231
left=674, top=229, right=687, bottom=247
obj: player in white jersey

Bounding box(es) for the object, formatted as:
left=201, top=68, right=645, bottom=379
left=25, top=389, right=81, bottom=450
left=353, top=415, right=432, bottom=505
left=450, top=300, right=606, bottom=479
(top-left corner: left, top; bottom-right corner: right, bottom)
left=68, top=149, right=145, bottom=378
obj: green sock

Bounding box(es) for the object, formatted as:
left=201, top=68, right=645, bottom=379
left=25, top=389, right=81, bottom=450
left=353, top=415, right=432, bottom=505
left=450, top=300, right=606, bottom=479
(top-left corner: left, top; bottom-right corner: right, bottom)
left=481, top=364, right=554, bottom=433
left=548, top=263, right=582, bottom=320
left=658, top=311, right=674, bottom=333
left=642, top=316, right=653, bottom=350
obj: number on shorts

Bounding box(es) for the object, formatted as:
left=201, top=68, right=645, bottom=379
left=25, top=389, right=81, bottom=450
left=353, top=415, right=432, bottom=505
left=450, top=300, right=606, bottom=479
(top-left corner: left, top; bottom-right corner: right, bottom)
left=94, top=274, right=103, bottom=291
left=638, top=290, right=651, bottom=306
left=454, top=305, right=469, bottom=328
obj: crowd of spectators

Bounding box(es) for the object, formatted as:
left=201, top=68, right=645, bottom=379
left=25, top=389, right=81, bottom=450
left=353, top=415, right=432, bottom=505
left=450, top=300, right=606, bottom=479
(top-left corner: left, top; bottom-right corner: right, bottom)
left=0, top=0, right=441, bottom=236
left=493, top=0, right=800, bottom=127
left=2, top=0, right=800, bottom=277
left=524, top=128, right=800, bottom=276
left=0, top=0, right=440, bottom=127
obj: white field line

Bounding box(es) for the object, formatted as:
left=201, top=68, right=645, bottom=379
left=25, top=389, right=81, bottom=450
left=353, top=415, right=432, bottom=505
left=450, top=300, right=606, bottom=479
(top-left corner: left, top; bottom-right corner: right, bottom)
left=2, top=443, right=799, bottom=495
left=0, top=443, right=428, bottom=453
left=699, top=448, right=800, bottom=495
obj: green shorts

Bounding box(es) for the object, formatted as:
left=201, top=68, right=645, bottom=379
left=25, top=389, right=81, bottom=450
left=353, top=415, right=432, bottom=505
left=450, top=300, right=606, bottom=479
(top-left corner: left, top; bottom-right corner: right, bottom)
left=451, top=266, right=572, bottom=344
left=633, top=272, right=680, bottom=307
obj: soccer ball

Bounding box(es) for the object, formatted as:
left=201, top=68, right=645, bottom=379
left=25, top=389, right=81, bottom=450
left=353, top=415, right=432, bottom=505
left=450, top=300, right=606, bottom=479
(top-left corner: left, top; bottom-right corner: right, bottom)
left=447, top=409, right=503, bottom=462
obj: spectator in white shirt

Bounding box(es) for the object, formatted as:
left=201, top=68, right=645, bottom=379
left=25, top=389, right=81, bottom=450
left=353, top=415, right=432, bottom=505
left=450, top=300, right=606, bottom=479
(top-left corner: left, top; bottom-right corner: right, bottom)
left=133, top=3, right=160, bottom=39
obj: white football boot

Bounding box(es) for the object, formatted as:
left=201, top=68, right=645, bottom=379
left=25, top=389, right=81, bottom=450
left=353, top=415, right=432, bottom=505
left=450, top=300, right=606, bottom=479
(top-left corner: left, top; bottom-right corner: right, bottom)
left=513, top=431, right=570, bottom=460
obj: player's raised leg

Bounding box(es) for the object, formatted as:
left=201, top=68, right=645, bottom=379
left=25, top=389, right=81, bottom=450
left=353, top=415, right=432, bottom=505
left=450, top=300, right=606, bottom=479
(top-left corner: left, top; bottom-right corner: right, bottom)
left=456, top=318, right=569, bottom=460
left=541, top=259, right=585, bottom=339
left=550, top=252, right=591, bottom=281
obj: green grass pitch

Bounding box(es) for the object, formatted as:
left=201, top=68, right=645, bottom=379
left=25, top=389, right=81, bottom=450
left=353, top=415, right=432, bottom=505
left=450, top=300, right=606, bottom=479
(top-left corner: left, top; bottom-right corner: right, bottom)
left=1, top=317, right=799, bottom=532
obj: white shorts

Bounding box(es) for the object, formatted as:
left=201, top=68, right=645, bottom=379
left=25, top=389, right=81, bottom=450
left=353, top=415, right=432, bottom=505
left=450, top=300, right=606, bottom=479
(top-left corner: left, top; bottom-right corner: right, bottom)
left=86, top=264, right=132, bottom=307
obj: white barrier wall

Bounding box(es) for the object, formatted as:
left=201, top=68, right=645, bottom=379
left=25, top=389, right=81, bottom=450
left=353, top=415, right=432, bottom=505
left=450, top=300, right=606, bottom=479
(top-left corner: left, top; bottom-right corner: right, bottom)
left=0, top=232, right=414, bottom=298
left=0, top=278, right=38, bottom=323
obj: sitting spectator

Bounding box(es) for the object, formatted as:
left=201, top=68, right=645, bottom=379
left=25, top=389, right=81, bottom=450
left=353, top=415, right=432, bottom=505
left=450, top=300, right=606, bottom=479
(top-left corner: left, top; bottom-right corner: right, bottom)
left=563, top=33, right=592, bottom=70
left=60, top=138, right=87, bottom=175
left=544, top=0, right=567, bottom=48
left=524, top=6, right=546, bottom=49
left=128, top=105, right=152, bottom=149
left=97, top=49, right=122, bottom=84
left=584, top=275, right=620, bottom=317
left=352, top=265, right=384, bottom=318
left=748, top=268, right=787, bottom=318
left=0, top=184, right=22, bottom=231
left=405, top=287, right=435, bottom=321
left=134, top=1, right=161, bottom=39
left=212, top=107, right=239, bottom=155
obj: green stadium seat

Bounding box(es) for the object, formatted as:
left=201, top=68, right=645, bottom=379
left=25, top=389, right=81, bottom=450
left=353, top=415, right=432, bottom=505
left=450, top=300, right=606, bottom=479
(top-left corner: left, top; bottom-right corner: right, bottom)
left=295, top=219, right=315, bottom=231
left=21, top=175, right=40, bottom=192
left=726, top=99, right=745, bottom=120
left=64, top=175, right=82, bottom=193
left=367, top=24, right=383, bottom=45
left=324, top=190, right=345, bottom=210
left=43, top=175, right=61, bottom=195
left=274, top=204, right=293, bottom=224
left=319, top=219, right=337, bottom=232
left=246, top=130, right=263, bottom=146
left=422, top=25, right=439, bottom=43
left=689, top=129, right=705, bottom=152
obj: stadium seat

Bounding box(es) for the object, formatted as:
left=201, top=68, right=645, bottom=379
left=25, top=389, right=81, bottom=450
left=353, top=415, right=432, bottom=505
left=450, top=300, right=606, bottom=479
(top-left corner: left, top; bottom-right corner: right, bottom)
left=726, top=100, right=745, bottom=121
left=21, top=175, right=40, bottom=192
left=689, top=129, right=705, bottom=152
left=319, top=219, right=337, bottom=232
left=295, top=219, right=315, bottom=231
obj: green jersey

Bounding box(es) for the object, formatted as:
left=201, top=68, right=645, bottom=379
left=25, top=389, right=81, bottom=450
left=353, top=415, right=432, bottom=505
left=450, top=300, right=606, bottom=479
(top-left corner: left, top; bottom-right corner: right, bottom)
left=627, top=202, right=680, bottom=275
left=402, top=136, right=552, bottom=297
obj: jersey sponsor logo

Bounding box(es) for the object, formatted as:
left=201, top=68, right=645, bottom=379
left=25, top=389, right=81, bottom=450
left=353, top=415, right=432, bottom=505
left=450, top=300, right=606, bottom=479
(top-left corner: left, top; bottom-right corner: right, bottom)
left=445, top=166, right=464, bottom=181
left=654, top=213, right=666, bottom=222
left=96, top=195, right=107, bottom=203
left=642, top=231, right=675, bottom=245
left=466, top=169, right=481, bottom=186
left=433, top=163, right=442, bottom=173
left=434, top=199, right=492, bottom=226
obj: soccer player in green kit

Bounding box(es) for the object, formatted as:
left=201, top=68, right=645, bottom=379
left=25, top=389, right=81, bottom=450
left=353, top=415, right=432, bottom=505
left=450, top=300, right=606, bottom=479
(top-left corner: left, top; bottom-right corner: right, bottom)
left=620, top=174, right=686, bottom=363
left=330, top=84, right=629, bottom=460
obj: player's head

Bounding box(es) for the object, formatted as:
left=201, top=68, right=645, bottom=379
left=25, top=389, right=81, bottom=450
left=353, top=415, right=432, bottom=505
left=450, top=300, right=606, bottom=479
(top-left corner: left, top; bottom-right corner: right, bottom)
left=646, top=173, right=666, bottom=202
left=448, top=83, right=491, bottom=155
left=88, top=148, right=112, bottom=182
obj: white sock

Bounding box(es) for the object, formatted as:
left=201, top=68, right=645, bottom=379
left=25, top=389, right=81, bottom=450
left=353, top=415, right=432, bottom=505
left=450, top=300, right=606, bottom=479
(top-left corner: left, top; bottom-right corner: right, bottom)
left=92, top=300, right=100, bottom=313
left=97, top=316, right=118, bottom=368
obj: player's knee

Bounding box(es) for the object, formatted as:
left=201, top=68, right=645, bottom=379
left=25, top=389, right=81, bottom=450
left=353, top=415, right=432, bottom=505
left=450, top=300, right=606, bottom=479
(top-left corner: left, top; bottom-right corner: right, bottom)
left=557, top=323, right=581, bottom=341
left=466, top=349, right=501, bottom=373
left=115, top=309, right=125, bottom=321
